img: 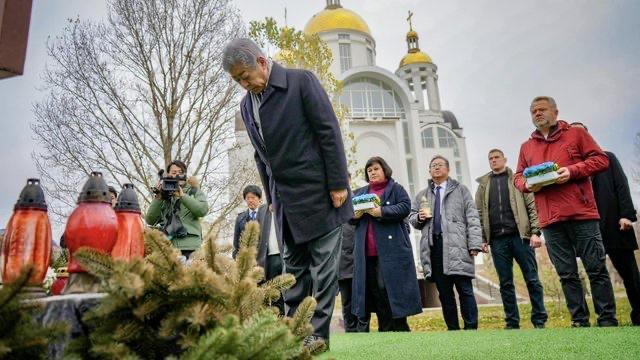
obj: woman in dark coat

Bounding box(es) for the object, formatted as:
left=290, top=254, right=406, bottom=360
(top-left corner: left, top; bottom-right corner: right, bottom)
left=351, top=157, right=422, bottom=331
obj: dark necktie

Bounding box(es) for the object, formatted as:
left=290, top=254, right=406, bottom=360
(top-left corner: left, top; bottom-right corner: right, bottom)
left=250, top=210, right=256, bottom=221
left=433, top=186, right=442, bottom=235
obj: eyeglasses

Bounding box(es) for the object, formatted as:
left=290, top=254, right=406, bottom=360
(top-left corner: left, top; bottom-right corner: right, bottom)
left=430, top=163, right=447, bottom=169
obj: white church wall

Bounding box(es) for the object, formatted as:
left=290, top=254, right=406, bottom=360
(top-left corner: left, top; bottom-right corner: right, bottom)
left=351, top=123, right=401, bottom=187
left=319, top=31, right=376, bottom=75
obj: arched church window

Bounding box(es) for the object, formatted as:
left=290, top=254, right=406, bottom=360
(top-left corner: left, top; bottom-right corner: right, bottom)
left=437, top=127, right=457, bottom=148
left=421, top=127, right=434, bottom=148
left=340, top=77, right=405, bottom=118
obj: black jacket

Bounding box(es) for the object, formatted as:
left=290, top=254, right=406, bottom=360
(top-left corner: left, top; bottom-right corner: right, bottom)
left=240, top=63, right=353, bottom=244
left=338, top=223, right=355, bottom=280
left=232, top=204, right=277, bottom=267
left=592, top=151, right=638, bottom=251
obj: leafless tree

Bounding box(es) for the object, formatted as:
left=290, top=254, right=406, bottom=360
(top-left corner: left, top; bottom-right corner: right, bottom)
left=32, top=0, right=252, bottom=226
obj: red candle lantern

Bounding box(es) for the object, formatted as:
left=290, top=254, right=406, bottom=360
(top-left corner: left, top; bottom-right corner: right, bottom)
left=0, top=179, right=52, bottom=291
left=111, top=183, right=144, bottom=260
left=51, top=267, right=69, bottom=295
left=63, top=172, right=118, bottom=274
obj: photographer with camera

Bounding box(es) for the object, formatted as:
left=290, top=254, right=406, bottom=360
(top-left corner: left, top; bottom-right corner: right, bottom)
left=145, top=160, right=208, bottom=258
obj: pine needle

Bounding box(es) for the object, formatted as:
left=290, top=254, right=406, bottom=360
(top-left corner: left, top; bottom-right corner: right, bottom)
left=0, top=266, right=33, bottom=308
left=73, top=247, right=114, bottom=279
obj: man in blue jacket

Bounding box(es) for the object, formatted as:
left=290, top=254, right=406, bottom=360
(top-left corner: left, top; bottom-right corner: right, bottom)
left=223, top=38, right=353, bottom=348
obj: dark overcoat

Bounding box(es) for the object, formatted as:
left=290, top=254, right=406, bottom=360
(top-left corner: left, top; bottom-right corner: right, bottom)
left=338, top=222, right=356, bottom=280
left=592, top=151, right=638, bottom=252
left=351, top=178, right=423, bottom=319
left=239, top=62, right=353, bottom=244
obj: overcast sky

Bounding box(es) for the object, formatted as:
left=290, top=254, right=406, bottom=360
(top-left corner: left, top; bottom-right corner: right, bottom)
left=1, top=0, right=639, bottom=232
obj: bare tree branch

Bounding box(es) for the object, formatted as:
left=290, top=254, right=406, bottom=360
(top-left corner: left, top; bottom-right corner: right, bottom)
left=32, top=0, right=250, bottom=224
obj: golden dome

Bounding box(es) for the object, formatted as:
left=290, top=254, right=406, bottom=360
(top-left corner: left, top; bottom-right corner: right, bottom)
left=406, top=30, right=419, bottom=39
left=304, top=7, right=372, bottom=36
left=399, top=51, right=433, bottom=67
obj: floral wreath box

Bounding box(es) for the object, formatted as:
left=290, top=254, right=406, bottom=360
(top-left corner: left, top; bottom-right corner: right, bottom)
left=524, top=162, right=560, bottom=187
left=352, top=193, right=381, bottom=211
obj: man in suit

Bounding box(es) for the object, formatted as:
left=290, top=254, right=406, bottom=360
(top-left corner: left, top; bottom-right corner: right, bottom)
left=233, top=185, right=284, bottom=314
left=232, top=185, right=262, bottom=259
left=223, top=38, right=353, bottom=348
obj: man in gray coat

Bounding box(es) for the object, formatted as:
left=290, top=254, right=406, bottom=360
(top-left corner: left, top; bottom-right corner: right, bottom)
left=409, top=155, right=483, bottom=330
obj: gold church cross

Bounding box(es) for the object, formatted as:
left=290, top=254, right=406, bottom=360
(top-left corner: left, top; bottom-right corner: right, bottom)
left=407, top=10, right=414, bottom=31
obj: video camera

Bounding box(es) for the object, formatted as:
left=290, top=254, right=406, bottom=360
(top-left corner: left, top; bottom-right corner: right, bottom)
left=153, top=169, right=187, bottom=200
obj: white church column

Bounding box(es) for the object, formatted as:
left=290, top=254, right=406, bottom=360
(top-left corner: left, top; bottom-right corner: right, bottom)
left=425, top=69, right=441, bottom=111
left=411, top=73, right=424, bottom=108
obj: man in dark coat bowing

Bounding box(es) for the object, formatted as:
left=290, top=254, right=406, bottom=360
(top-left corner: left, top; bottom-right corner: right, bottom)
left=223, top=38, right=353, bottom=347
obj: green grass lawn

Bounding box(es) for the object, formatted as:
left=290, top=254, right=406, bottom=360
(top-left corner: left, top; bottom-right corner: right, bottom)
left=360, top=298, right=634, bottom=331
left=319, top=327, right=640, bottom=359
left=322, top=299, right=638, bottom=359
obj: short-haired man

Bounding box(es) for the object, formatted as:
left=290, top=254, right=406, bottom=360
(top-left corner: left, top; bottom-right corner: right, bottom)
left=108, top=186, right=118, bottom=208
left=514, top=96, right=617, bottom=327
left=571, top=122, right=639, bottom=325
left=233, top=185, right=284, bottom=314
left=476, top=149, right=547, bottom=329
left=223, top=38, right=352, bottom=347
left=145, top=160, right=209, bottom=259
left=409, top=155, right=483, bottom=330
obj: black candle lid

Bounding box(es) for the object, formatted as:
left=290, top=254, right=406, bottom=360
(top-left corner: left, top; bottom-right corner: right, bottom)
left=77, top=172, right=111, bottom=204
left=114, top=183, right=141, bottom=212
left=14, top=178, right=48, bottom=210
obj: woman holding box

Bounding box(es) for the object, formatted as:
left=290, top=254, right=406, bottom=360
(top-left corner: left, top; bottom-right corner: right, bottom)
left=350, top=156, right=422, bottom=331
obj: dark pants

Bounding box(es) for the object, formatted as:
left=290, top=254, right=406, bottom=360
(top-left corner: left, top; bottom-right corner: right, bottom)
left=282, top=220, right=342, bottom=340
left=364, top=256, right=410, bottom=332
left=430, top=234, right=478, bottom=330
left=608, top=249, right=640, bottom=325
left=542, top=220, right=618, bottom=326
left=491, top=234, right=548, bottom=327
left=265, top=253, right=285, bottom=315
left=338, top=278, right=370, bottom=332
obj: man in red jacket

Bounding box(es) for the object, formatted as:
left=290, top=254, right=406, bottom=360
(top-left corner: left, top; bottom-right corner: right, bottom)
left=514, top=96, right=617, bottom=327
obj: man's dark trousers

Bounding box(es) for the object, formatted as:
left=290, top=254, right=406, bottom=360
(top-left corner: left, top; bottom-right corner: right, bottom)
left=608, top=250, right=640, bottom=325
left=265, top=253, right=285, bottom=315
left=430, top=234, right=478, bottom=330
left=283, top=217, right=342, bottom=340
left=491, top=234, right=547, bottom=327
left=338, top=278, right=370, bottom=332
left=542, top=220, right=618, bottom=326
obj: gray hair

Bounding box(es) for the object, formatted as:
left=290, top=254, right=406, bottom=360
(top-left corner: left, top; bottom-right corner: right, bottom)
left=429, top=155, right=450, bottom=169
left=531, top=96, right=557, bottom=109
left=222, top=38, right=265, bottom=72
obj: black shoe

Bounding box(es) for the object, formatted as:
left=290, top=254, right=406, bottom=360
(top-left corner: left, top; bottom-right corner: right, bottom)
left=504, top=324, right=520, bottom=330
left=571, top=321, right=590, bottom=328
left=303, top=335, right=329, bottom=352
left=597, top=321, right=618, bottom=327
left=533, top=323, right=545, bottom=329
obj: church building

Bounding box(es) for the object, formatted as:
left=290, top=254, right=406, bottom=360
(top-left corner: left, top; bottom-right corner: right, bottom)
left=229, top=0, right=473, bottom=261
